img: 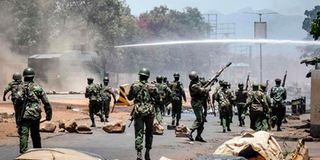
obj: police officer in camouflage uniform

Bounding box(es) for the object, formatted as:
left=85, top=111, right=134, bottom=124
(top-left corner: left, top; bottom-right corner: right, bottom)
left=169, top=73, right=186, bottom=126
left=186, top=71, right=209, bottom=142
left=18, top=68, right=52, bottom=153
left=155, top=75, right=172, bottom=123
left=100, top=77, right=116, bottom=122
left=85, top=78, right=104, bottom=127
left=127, top=68, right=159, bottom=160
left=199, top=77, right=210, bottom=122
left=260, top=84, right=272, bottom=130
left=226, top=82, right=235, bottom=123
left=246, top=84, right=268, bottom=131
left=270, top=78, right=287, bottom=131
left=215, top=81, right=233, bottom=132
left=3, top=73, right=23, bottom=126
left=162, top=76, right=171, bottom=115
left=235, top=83, right=247, bottom=127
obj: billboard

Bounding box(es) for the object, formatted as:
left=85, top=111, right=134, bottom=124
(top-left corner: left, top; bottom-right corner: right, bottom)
left=254, top=22, right=267, bottom=39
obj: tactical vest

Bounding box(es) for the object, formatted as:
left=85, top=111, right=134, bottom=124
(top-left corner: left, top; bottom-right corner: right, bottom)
left=10, top=81, right=24, bottom=100
left=171, top=81, right=182, bottom=100
left=236, top=89, right=247, bottom=104
left=23, top=82, right=42, bottom=120
left=216, top=89, right=231, bottom=108
left=133, top=82, right=155, bottom=116
left=249, top=91, right=264, bottom=112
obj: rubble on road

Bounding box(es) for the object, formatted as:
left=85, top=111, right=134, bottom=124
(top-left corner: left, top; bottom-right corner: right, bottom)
left=39, top=122, right=56, bottom=133
left=285, top=140, right=309, bottom=160
left=214, top=131, right=284, bottom=160
left=76, top=125, right=92, bottom=134
left=103, top=121, right=126, bottom=133
left=175, top=124, right=189, bottom=137
left=153, top=122, right=164, bottom=135
left=64, top=120, right=78, bottom=133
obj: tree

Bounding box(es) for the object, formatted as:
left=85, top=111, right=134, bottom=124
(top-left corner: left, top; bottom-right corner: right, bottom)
left=310, top=12, right=320, bottom=40
left=302, top=6, right=320, bottom=57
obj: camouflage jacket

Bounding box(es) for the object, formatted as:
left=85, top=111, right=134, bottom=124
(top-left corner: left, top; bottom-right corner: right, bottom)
left=169, top=81, right=186, bottom=102
left=246, top=90, right=267, bottom=112
left=155, top=82, right=172, bottom=103
left=189, top=81, right=207, bottom=104
left=270, top=86, right=287, bottom=104
left=4, top=80, right=23, bottom=100
left=215, top=88, right=232, bottom=108
left=235, top=89, right=248, bottom=104
left=127, top=80, right=159, bottom=116
left=22, top=82, right=52, bottom=120
left=85, top=83, right=101, bottom=102
left=100, top=85, right=116, bottom=103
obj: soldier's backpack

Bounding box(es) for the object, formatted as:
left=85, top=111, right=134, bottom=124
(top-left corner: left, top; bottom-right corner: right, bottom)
left=134, top=83, right=154, bottom=116
left=250, top=91, right=263, bottom=112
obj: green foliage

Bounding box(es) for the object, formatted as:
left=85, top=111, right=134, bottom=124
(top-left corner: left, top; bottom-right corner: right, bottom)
left=310, top=12, right=320, bottom=40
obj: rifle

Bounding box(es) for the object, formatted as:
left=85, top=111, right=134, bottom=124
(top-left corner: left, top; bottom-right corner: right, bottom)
left=128, top=107, right=135, bottom=128
left=282, top=71, right=287, bottom=87
left=17, top=83, right=29, bottom=126
left=203, top=62, right=232, bottom=89
left=265, top=80, right=269, bottom=93
left=245, top=73, right=250, bottom=90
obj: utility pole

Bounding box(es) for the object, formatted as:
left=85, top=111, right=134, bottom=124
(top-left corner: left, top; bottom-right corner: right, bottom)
left=244, top=11, right=277, bottom=83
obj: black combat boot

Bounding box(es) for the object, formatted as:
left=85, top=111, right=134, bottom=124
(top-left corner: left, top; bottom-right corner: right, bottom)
left=195, top=135, right=207, bottom=142
left=277, top=126, right=282, bottom=131
left=90, top=117, right=96, bottom=127
left=186, top=129, right=195, bottom=141
left=171, top=120, right=175, bottom=126
left=136, top=150, right=142, bottom=160
left=176, top=119, right=179, bottom=126
left=145, top=149, right=151, bottom=160
left=227, top=127, right=231, bottom=132
left=223, top=128, right=226, bottom=133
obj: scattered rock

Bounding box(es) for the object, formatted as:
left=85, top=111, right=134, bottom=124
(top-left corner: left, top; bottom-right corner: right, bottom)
left=153, top=123, right=164, bottom=135
left=66, top=106, right=73, bottom=110
left=167, top=125, right=176, bottom=130
left=65, top=120, right=77, bottom=133
left=103, top=121, right=126, bottom=133
left=76, top=125, right=92, bottom=134
left=58, top=128, right=65, bottom=132
left=40, top=122, right=56, bottom=133
left=302, top=136, right=314, bottom=142
left=58, top=120, right=66, bottom=129
left=287, top=115, right=300, bottom=120
left=175, top=124, right=189, bottom=137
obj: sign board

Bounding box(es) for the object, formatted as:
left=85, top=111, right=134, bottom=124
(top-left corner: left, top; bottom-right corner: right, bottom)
left=254, top=22, right=267, bottom=39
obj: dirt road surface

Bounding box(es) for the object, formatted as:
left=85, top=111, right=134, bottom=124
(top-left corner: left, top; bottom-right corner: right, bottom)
left=0, top=94, right=319, bottom=160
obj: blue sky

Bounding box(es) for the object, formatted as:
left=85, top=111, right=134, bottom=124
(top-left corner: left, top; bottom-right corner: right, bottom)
left=126, top=0, right=319, bottom=16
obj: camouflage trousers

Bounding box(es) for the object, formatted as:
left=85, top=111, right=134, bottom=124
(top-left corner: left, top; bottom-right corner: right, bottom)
left=155, top=103, right=164, bottom=123
left=219, top=106, right=232, bottom=130
left=18, top=119, right=41, bottom=153
left=101, top=99, right=111, bottom=119
left=237, top=103, right=246, bottom=126
left=250, top=111, right=268, bottom=131
left=171, top=100, right=182, bottom=124
left=271, top=105, right=286, bottom=128
left=190, top=101, right=204, bottom=135
left=134, top=114, right=154, bottom=151
left=89, top=100, right=103, bottom=124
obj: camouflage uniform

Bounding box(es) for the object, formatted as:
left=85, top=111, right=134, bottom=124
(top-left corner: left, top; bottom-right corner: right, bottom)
left=127, top=68, right=159, bottom=160
left=235, top=84, right=247, bottom=126
left=215, top=82, right=233, bottom=132
left=260, top=84, right=272, bottom=130
left=85, top=78, right=103, bottom=127
left=270, top=79, right=287, bottom=131
left=246, top=84, right=268, bottom=131
left=3, top=75, right=23, bottom=126
left=100, top=80, right=116, bottom=122
left=187, top=71, right=209, bottom=142
left=18, top=68, right=52, bottom=153
left=169, top=78, right=186, bottom=126
left=155, top=77, right=172, bottom=123
left=200, top=77, right=211, bottom=122
left=226, top=84, right=235, bottom=123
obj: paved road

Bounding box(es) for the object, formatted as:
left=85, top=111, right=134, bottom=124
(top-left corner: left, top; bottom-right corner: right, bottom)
left=0, top=113, right=250, bottom=160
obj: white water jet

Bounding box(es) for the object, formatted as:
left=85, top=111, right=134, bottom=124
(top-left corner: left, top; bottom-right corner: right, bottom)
left=115, top=39, right=320, bottom=48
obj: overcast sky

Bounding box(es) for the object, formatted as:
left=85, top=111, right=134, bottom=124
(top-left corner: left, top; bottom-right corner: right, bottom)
left=126, top=0, right=319, bottom=16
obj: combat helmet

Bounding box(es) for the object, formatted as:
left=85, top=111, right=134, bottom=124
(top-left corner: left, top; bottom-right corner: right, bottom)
left=189, top=71, right=198, bottom=81
left=173, top=73, right=180, bottom=78
left=156, top=75, right=162, bottom=82
left=103, top=77, right=109, bottom=82
left=23, top=68, right=35, bottom=78
left=138, top=68, right=150, bottom=77
left=12, top=72, right=22, bottom=81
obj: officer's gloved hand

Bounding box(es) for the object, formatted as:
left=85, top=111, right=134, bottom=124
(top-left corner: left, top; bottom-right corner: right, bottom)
left=3, top=96, right=6, bottom=102
left=46, top=110, right=52, bottom=121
